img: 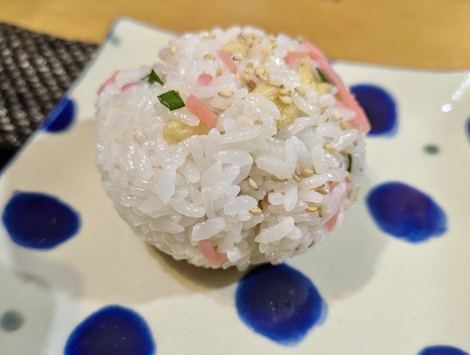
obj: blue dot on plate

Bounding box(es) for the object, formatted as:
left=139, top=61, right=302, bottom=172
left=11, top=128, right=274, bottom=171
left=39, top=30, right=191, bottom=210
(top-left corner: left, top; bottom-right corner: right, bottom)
left=2, top=191, right=80, bottom=249
left=65, top=305, right=156, bottom=355
left=235, top=263, right=325, bottom=346
left=366, top=182, right=447, bottom=242
left=1, top=310, right=24, bottom=332
left=43, top=97, right=76, bottom=133
left=418, top=345, right=469, bottom=355
left=466, top=116, right=470, bottom=143
left=424, top=144, right=440, bottom=155
left=350, top=84, right=397, bottom=136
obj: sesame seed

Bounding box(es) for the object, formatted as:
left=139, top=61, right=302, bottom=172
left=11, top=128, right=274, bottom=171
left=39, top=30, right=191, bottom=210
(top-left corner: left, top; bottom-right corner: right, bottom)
left=294, top=86, right=307, bottom=96
left=324, top=144, right=336, bottom=153
left=347, top=189, right=355, bottom=200
left=331, top=114, right=342, bottom=121
left=268, top=79, right=281, bottom=87
left=255, top=67, right=265, bottom=76
left=293, top=174, right=301, bottom=182
left=345, top=172, right=351, bottom=182
left=248, top=177, right=259, bottom=190
left=203, top=54, right=215, bottom=60
left=216, top=68, right=223, bottom=77
left=233, top=53, right=244, bottom=61
left=301, top=168, right=314, bottom=177
left=278, top=95, right=293, bottom=105
left=258, top=74, right=269, bottom=82
left=219, top=105, right=229, bottom=111
left=162, top=73, right=168, bottom=81
left=244, top=77, right=256, bottom=90
left=279, top=88, right=290, bottom=96
left=245, top=67, right=255, bottom=74
left=218, top=90, right=234, bottom=98
left=170, top=45, right=177, bottom=55
left=340, top=121, right=351, bottom=130
left=295, top=165, right=301, bottom=176
left=249, top=207, right=263, bottom=216
left=314, top=184, right=328, bottom=194
left=262, top=48, right=272, bottom=57
left=264, top=66, right=271, bottom=74
left=306, top=206, right=320, bottom=212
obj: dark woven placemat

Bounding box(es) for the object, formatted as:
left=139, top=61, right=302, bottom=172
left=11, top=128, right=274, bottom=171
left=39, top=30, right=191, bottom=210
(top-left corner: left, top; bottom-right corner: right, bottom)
left=0, top=23, right=98, bottom=168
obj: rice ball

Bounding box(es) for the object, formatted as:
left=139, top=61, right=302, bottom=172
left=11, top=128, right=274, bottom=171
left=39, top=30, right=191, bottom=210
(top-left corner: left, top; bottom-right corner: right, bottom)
left=95, top=26, right=370, bottom=270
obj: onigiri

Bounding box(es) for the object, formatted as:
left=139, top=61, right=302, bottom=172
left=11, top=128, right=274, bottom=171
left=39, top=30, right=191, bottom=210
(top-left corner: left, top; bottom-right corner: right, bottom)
left=95, top=26, right=370, bottom=270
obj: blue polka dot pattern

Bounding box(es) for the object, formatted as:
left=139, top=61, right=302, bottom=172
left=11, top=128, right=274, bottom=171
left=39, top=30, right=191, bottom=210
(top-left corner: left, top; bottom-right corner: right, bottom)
left=2, top=191, right=80, bottom=249
left=235, top=264, right=325, bottom=345
left=418, top=345, right=469, bottom=355
left=65, top=305, right=156, bottom=355
left=43, top=97, right=76, bottom=133
left=366, top=182, right=447, bottom=242
left=350, top=84, right=397, bottom=136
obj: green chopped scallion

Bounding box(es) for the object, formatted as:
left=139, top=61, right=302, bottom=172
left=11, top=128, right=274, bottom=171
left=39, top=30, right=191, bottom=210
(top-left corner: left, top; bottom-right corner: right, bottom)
left=143, top=69, right=164, bottom=85
left=158, top=90, right=185, bottom=111
left=346, top=153, right=352, bottom=172
left=316, top=68, right=330, bottom=84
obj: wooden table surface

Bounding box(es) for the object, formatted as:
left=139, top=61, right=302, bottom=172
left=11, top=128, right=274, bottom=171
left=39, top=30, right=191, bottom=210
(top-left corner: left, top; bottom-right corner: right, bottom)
left=1, top=0, right=470, bottom=70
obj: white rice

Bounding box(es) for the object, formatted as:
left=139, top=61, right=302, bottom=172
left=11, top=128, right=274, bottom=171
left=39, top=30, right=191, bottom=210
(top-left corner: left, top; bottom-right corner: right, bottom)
left=95, top=26, right=367, bottom=270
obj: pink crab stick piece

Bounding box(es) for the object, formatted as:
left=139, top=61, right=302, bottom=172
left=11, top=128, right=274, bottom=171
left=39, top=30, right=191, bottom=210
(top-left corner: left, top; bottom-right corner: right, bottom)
left=98, top=71, right=138, bottom=94
left=296, top=41, right=371, bottom=133
left=198, top=239, right=228, bottom=267
left=284, top=41, right=370, bottom=132
left=325, top=212, right=339, bottom=232
left=98, top=71, right=118, bottom=94
left=186, top=94, right=218, bottom=128
left=284, top=51, right=309, bottom=66
left=121, top=82, right=137, bottom=91
left=217, top=50, right=237, bottom=74
left=325, top=182, right=350, bottom=231
left=197, top=73, right=213, bottom=87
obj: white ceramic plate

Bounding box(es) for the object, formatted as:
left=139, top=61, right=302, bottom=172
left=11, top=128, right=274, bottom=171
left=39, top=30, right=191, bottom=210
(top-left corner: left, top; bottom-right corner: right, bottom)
left=1, top=18, right=470, bottom=355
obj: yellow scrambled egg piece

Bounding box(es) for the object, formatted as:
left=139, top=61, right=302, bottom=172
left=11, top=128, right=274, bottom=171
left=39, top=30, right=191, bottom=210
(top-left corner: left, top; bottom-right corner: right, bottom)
left=253, top=84, right=299, bottom=130
left=163, top=120, right=210, bottom=144
left=221, top=40, right=248, bottom=56
left=297, top=58, right=332, bottom=95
